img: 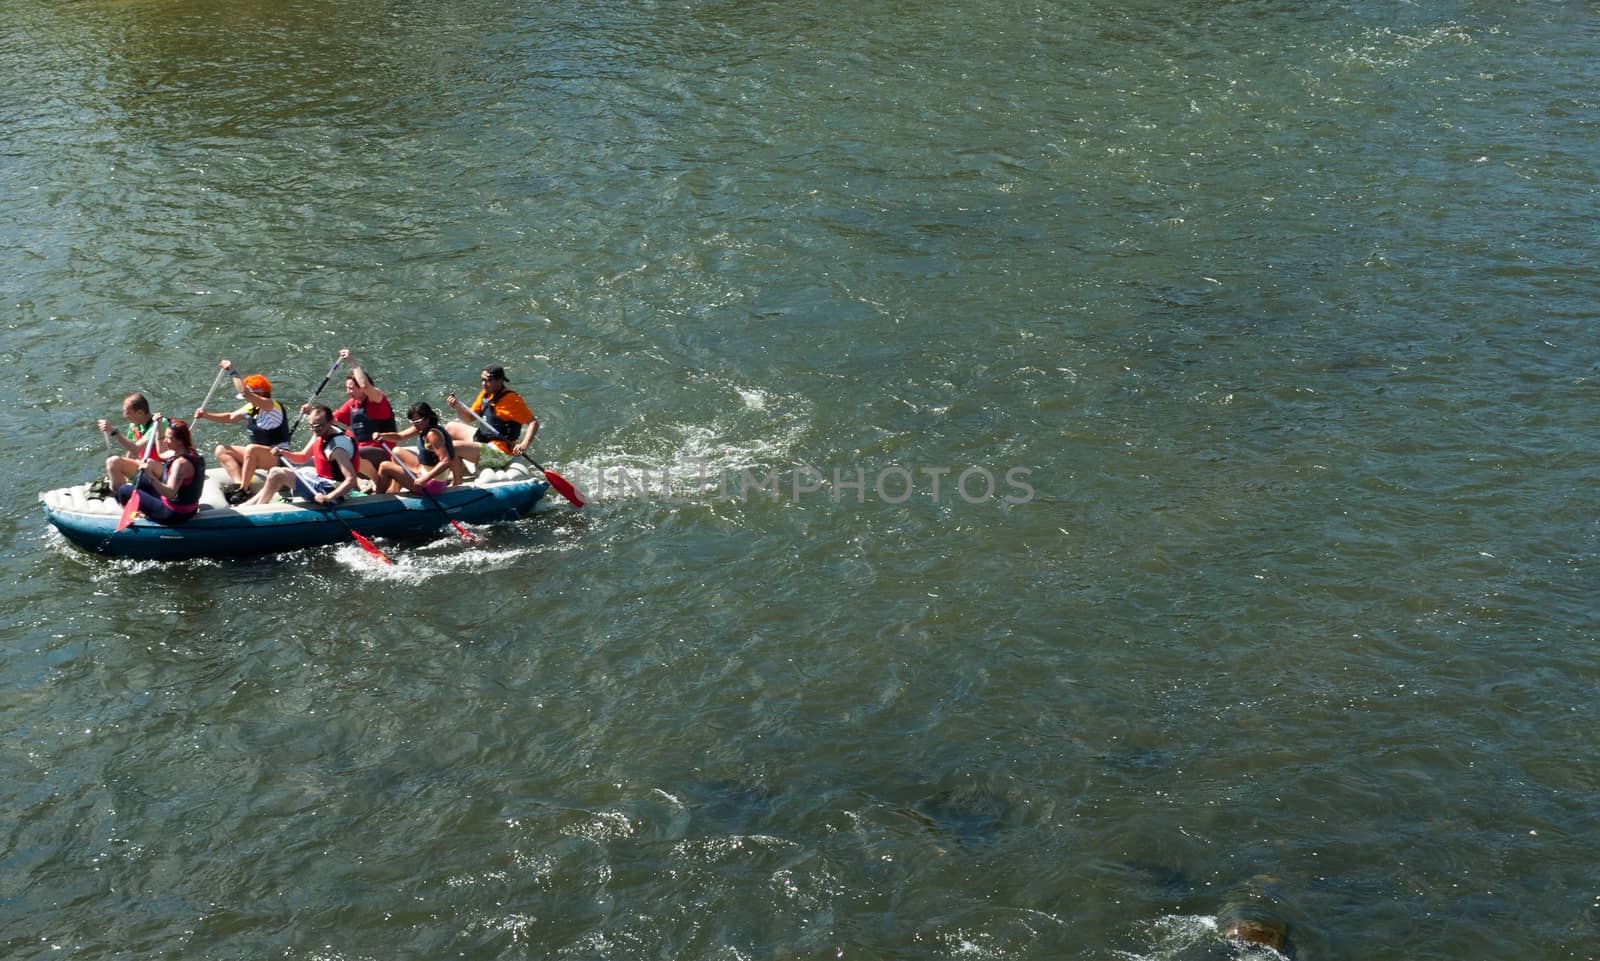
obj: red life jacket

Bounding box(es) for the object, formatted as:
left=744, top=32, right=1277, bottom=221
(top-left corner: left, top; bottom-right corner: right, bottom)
left=311, top=431, right=358, bottom=481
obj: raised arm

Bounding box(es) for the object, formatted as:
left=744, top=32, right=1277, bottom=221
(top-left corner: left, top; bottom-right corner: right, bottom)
left=213, top=359, right=273, bottom=411
left=340, top=350, right=387, bottom=405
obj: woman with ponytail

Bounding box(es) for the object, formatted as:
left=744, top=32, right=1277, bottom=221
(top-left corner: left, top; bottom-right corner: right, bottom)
left=114, top=419, right=206, bottom=526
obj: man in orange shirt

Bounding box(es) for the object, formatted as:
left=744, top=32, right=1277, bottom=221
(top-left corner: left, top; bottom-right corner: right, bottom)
left=444, top=365, right=539, bottom=468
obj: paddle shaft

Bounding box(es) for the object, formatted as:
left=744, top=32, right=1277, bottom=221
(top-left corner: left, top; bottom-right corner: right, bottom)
left=198, top=366, right=227, bottom=418
left=458, top=403, right=585, bottom=507
left=135, top=418, right=160, bottom=464
left=379, top=440, right=478, bottom=542
left=114, top=427, right=163, bottom=532
left=273, top=451, right=391, bottom=563
left=284, top=357, right=343, bottom=442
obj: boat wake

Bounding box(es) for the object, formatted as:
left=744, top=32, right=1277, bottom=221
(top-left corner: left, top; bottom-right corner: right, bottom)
left=333, top=537, right=541, bottom=583
left=568, top=379, right=810, bottom=505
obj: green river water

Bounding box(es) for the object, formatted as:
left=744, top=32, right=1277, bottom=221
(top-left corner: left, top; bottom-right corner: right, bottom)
left=2, top=1, right=1598, bottom=958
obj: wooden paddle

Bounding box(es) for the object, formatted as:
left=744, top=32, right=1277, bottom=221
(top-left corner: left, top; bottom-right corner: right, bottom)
left=459, top=405, right=585, bottom=508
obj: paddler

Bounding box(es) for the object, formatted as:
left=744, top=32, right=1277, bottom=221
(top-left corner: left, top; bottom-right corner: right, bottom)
left=192, top=359, right=291, bottom=504
left=443, top=364, right=538, bottom=468
left=113, top=419, right=205, bottom=526
left=244, top=405, right=360, bottom=507
left=94, top=392, right=169, bottom=497
left=320, top=348, right=396, bottom=482
left=373, top=402, right=464, bottom=495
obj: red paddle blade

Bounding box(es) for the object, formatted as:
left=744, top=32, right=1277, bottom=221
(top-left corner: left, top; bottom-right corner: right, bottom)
left=542, top=468, right=586, bottom=508
left=351, top=530, right=392, bottom=564
left=115, top=495, right=140, bottom=532
left=448, top=519, right=481, bottom=543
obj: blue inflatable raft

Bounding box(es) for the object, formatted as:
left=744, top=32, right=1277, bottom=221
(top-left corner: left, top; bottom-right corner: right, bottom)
left=41, top=465, right=549, bottom=561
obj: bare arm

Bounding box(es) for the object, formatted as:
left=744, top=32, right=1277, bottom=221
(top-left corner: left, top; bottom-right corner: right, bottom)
left=340, top=349, right=386, bottom=405
left=278, top=437, right=317, bottom=466
left=415, top=429, right=454, bottom=484
left=141, top=456, right=192, bottom=500
left=512, top=415, right=539, bottom=455
left=217, top=358, right=273, bottom=409
left=98, top=419, right=136, bottom=454
left=375, top=425, right=419, bottom=444
left=317, top=449, right=360, bottom=503
left=194, top=406, right=245, bottom=425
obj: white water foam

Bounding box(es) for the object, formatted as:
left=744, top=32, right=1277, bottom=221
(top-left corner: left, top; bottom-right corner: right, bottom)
left=1111, top=915, right=1218, bottom=961
left=567, top=381, right=809, bottom=505
left=1112, top=914, right=1287, bottom=961
left=334, top=539, right=543, bottom=584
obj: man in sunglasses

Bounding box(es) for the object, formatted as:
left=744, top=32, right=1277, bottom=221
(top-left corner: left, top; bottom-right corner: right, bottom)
left=244, top=405, right=360, bottom=507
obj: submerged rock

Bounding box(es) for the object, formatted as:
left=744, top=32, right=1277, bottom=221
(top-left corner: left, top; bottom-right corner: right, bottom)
left=1216, top=875, right=1291, bottom=955
left=1221, top=917, right=1286, bottom=952
left=907, top=782, right=1017, bottom=846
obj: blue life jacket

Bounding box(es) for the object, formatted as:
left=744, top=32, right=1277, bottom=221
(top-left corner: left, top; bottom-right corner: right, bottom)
left=246, top=401, right=291, bottom=446
left=417, top=426, right=456, bottom=468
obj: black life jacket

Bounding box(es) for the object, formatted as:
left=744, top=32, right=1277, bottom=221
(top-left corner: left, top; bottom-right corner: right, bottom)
left=246, top=401, right=291, bottom=446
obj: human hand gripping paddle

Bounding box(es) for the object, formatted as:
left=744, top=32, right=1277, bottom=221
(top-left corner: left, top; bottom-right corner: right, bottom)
left=378, top=441, right=479, bottom=544
left=272, top=450, right=392, bottom=565
left=114, top=425, right=161, bottom=532
left=456, top=403, right=585, bottom=508
left=115, top=366, right=223, bottom=529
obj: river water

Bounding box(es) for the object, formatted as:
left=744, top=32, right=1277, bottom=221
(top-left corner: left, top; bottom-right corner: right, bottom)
left=2, top=1, right=1598, bottom=958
